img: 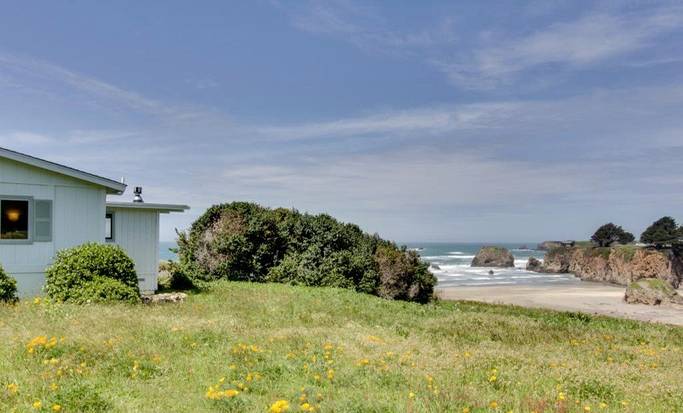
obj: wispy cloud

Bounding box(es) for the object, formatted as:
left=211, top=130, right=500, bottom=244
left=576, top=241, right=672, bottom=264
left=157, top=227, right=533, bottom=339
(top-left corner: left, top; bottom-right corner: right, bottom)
left=282, top=0, right=456, bottom=57
left=439, top=5, right=683, bottom=89
left=257, top=102, right=521, bottom=140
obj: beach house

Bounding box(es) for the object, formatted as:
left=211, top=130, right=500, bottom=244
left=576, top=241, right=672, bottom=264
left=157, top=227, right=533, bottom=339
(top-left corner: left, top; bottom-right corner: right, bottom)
left=0, top=147, right=188, bottom=296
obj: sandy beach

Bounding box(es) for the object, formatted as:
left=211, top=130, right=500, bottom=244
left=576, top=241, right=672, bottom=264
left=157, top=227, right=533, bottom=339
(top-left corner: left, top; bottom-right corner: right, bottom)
left=437, top=282, right=683, bottom=326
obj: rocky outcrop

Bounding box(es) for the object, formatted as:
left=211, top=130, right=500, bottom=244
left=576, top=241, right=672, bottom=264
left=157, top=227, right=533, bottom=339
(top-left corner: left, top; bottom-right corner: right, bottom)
left=624, top=278, right=683, bottom=305
left=535, top=246, right=683, bottom=288
left=526, top=257, right=543, bottom=272
left=471, top=247, right=515, bottom=268
left=537, top=241, right=574, bottom=251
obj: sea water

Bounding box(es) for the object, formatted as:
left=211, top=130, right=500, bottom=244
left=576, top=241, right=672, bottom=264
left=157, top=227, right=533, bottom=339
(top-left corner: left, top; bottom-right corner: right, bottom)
left=408, top=242, right=578, bottom=287
left=159, top=241, right=578, bottom=287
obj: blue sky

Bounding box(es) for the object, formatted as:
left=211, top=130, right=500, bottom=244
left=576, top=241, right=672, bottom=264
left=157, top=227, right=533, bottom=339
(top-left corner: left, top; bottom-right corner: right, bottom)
left=1, top=0, right=683, bottom=242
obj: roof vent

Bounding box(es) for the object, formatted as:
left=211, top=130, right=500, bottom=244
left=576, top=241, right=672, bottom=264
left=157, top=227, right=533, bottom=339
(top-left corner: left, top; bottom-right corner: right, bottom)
left=133, top=186, right=144, bottom=203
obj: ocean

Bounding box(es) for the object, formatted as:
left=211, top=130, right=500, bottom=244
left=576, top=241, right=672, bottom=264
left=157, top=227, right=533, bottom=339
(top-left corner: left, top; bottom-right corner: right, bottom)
left=405, top=242, right=578, bottom=287
left=159, top=241, right=578, bottom=287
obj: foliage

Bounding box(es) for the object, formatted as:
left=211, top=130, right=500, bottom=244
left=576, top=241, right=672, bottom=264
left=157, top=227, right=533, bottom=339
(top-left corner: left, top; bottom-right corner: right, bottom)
left=0, top=264, right=18, bottom=304
left=590, top=223, right=634, bottom=247
left=640, top=216, right=681, bottom=247
left=45, top=243, right=140, bottom=303
left=178, top=202, right=436, bottom=302
left=76, top=276, right=141, bottom=304
left=1, top=281, right=683, bottom=412
left=158, top=261, right=197, bottom=291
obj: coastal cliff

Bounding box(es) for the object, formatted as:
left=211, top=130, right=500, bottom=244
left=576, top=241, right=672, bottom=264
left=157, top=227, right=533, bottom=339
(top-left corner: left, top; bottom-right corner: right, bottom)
left=540, top=246, right=683, bottom=288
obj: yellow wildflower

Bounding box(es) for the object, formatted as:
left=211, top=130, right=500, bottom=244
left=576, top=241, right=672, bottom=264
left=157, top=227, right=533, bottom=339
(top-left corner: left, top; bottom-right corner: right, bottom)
left=269, top=400, right=290, bottom=413
left=408, top=392, right=416, bottom=399
left=6, top=383, right=18, bottom=395
left=33, top=400, right=42, bottom=409
left=490, top=400, right=498, bottom=409
left=52, top=404, right=62, bottom=412
left=300, top=402, right=315, bottom=412
left=463, top=408, right=471, bottom=413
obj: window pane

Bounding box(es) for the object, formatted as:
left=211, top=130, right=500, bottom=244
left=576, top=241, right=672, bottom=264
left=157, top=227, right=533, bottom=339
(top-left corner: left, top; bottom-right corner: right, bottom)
left=1, top=200, right=29, bottom=240
left=105, top=214, right=113, bottom=240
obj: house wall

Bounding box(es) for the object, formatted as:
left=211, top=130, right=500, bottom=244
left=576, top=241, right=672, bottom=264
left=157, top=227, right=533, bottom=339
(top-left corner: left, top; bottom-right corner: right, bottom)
left=0, top=157, right=106, bottom=296
left=106, top=207, right=160, bottom=293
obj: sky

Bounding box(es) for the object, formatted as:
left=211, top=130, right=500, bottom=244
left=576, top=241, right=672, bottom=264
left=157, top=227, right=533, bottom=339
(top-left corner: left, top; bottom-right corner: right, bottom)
left=1, top=0, right=683, bottom=243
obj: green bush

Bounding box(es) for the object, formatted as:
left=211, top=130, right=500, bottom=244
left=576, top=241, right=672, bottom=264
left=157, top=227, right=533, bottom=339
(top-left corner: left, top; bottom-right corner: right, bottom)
left=0, top=264, right=18, bottom=304
left=158, top=261, right=196, bottom=291
left=178, top=202, right=436, bottom=303
left=77, top=276, right=140, bottom=304
left=45, top=243, right=140, bottom=303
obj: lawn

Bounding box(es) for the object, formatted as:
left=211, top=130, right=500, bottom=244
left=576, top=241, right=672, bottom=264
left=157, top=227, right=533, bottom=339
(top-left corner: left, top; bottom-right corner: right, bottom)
left=1, top=282, right=682, bottom=412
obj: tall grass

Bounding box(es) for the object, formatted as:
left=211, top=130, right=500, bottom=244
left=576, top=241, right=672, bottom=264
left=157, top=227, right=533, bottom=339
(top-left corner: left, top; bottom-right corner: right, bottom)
left=1, top=282, right=682, bottom=412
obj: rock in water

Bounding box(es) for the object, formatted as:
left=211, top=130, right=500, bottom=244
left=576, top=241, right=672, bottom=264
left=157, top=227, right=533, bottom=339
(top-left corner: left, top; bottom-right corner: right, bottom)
left=624, top=278, right=683, bottom=305
left=526, top=257, right=543, bottom=272
left=471, top=247, right=515, bottom=268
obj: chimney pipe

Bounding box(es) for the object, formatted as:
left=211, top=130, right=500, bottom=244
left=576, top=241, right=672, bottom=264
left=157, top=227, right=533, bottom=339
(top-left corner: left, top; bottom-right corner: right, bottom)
left=133, top=186, right=144, bottom=203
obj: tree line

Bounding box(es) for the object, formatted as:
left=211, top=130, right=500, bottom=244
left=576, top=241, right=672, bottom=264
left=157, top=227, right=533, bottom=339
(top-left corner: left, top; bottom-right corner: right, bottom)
left=591, top=216, right=683, bottom=248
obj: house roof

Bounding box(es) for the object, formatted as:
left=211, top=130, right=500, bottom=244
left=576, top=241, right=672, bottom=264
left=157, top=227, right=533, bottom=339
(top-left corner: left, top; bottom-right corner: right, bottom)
left=0, top=146, right=127, bottom=194
left=106, top=202, right=190, bottom=213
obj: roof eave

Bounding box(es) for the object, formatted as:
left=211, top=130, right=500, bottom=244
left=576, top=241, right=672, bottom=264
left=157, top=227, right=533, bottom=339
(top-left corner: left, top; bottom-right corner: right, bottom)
left=0, top=147, right=127, bottom=194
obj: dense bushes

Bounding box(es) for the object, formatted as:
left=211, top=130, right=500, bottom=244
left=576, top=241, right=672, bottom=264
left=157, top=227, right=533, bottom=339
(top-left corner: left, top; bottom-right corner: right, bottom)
left=178, top=202, right=435, bottom=303
left=0, top=264, right=18, bottom=303
left=45, top=243, right=140, bottom=303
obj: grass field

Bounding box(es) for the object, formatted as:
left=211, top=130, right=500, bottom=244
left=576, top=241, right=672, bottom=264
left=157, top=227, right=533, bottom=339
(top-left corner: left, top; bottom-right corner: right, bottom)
left=1, top=282, right=682, bottom=412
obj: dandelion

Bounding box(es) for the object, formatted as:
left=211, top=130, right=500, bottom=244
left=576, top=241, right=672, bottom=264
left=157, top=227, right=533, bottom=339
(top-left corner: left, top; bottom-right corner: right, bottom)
left=326, top=369, right=334, bottom=380
left=52, top=404, right=62, bottom=412
left=489, top=375, right=497, bottom=383
left=6, top=383, right=18, bottom=395
left=463, top=408, right=470, bottom=413
left=357, top=358, right=370, bottom=366
left=489, top=400, right=498, bottom=409
left=584, top=406, right=591, bottom=412
left=269, top=400, right=290, bottom=413
left=32, top=400, right=42, bottom=409
left=300, top=402, right=315, bottom=412
left=599, top=402, right=608, bottom=409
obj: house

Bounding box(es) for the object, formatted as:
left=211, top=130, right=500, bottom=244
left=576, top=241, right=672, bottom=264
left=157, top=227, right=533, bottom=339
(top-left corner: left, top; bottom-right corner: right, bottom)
left=0, top=146, right=188, bottom=296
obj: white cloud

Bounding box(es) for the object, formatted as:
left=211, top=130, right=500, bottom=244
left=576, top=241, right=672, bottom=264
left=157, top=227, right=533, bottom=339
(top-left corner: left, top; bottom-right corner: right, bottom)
left=0, top=131, right=55, bottom=146
left=283, top=0, right=457, bottom=57
left=440, top=6, right=683, bottom=88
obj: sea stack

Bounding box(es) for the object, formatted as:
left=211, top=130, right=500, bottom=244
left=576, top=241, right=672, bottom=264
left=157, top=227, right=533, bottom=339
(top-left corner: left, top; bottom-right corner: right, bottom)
left=471, top=246, right=515, bottom=268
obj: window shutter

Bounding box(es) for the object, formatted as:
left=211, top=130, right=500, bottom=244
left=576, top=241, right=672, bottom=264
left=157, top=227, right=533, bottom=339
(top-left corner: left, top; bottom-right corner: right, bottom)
left=34, top=200, right=52, bottom=242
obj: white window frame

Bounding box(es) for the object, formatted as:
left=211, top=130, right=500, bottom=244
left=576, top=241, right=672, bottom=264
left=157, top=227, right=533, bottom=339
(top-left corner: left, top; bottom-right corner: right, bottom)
left=105, top=212, right=114, bottom=242
left=0, top=196, right=33, bottom=244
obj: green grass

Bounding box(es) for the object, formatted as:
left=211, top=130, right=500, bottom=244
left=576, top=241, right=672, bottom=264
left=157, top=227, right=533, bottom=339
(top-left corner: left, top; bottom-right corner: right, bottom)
left=1, top=282, right=683, bottom=412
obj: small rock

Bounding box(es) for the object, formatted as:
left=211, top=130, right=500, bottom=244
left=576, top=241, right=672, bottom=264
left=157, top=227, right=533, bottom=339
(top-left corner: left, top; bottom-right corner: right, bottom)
left=624, top=278, right=683, bottom=306
left=142, top=292, right=188, bottom=304
left=430, top=263, right=441, bottom=270
left=526, top=257, right=543, bottom=272
left=488, top=270, right=494, bottom=275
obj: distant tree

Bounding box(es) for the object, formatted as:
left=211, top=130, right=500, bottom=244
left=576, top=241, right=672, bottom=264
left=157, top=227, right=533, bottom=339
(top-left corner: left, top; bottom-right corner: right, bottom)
left=640, top=216, right=680, bottom=247
left=591, top=223, right=635, bottom=247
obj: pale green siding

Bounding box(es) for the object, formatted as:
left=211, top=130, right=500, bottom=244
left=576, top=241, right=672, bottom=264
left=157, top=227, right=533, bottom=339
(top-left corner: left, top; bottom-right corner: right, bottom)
left=0, top=157, right=107, bottom=296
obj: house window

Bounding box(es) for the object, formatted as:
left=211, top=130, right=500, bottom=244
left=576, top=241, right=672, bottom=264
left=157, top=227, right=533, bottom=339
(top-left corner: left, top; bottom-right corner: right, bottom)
left=105, top=213, right=114, bottom=241
left=0, top=199, right=30, bottom=240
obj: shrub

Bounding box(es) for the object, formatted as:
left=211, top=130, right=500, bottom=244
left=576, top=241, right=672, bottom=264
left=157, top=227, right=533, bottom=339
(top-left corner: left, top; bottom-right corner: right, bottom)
left=45, top=243, right=140, bottom=303
left=76, top=276, right=140, bottom=304
left=178, top=202, right=436, bottom=303
left=0, top=264, right=18, bottom=303
left=590, top=223, right=634, bottom=247
left=374, top=245, right=435, bottom=303
left=158, top=261, right=196, bottom=291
